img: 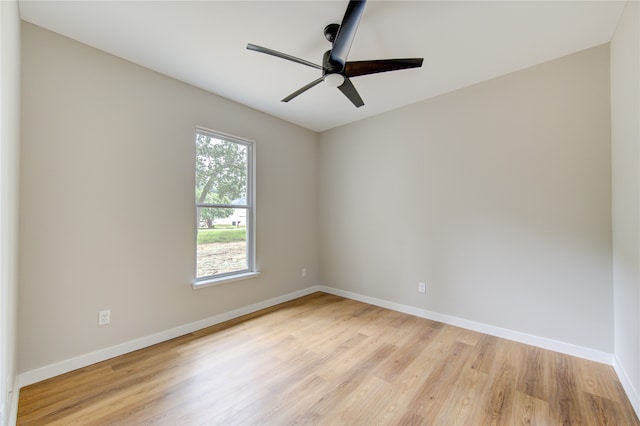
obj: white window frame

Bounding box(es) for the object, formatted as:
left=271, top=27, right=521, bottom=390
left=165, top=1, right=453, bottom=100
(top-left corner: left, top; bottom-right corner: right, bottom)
left=193, top=127, right=258, bottom=288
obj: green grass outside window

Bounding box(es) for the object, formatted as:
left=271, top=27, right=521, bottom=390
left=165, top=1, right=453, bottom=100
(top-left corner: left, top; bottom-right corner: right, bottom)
left=197, top=227, right=246, bottom=244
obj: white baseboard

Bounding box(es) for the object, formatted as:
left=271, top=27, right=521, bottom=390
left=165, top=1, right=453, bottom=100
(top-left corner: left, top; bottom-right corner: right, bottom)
left=317, top=285, right=613, bottom=365
left=16, top=285, right=636, bottom=422
left=613, top=356, right=640, bottom=418
left=18, top=286, right=320, bottom=388
left=18, top=284, right=614, bottom=392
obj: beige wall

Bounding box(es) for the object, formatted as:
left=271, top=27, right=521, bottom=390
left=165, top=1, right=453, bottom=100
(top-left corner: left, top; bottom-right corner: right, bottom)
left=19, top=23, right=319, bottom=372
left=320, top=45, right=613, bottom=351
left=611, top=0, right=640, bottom=409
left=0, top=0, right=21, bottom=423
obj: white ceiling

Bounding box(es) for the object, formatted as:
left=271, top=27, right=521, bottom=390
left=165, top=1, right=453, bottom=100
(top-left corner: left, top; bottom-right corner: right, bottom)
left=19, top=0, right=626, bottom=132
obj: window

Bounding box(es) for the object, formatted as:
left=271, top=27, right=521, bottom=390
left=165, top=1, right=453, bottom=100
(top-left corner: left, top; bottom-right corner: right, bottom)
left=195, top=128, right=256, bottom=286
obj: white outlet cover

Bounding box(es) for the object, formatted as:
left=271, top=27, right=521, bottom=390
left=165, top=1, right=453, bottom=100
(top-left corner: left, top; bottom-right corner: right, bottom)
left=98, top=310, right=111, bottom=325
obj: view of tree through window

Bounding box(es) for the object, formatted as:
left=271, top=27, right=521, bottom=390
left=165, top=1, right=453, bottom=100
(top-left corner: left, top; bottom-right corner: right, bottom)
left=195, top=130, right=253, bottom=280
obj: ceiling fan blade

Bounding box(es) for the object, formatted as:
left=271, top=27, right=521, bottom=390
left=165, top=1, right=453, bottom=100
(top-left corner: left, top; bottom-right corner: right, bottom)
left=282, top=77, right=324, bottom=102
left=338, top=77, right=364, bottom=108
left=345, top=58, right=424, bottom=77
left=329, top=0, right=366, bottom=68
left=247, top=43, right=322, bottom=70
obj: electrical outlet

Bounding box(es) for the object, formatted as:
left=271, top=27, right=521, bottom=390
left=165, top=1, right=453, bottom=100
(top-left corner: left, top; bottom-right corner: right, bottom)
left=301, top=268, right=307, bottom=277
left=418, top=282, right=426, bottom=294
left=98, top=309, right=111, bottom=325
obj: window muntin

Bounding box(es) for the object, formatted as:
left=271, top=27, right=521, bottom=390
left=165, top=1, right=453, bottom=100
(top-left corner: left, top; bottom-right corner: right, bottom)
left=195, top=129, right=255, bottom=283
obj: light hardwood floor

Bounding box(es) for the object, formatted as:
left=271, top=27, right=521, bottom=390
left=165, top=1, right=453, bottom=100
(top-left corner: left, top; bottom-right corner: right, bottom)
left=17, top=292, right=639, bottom=425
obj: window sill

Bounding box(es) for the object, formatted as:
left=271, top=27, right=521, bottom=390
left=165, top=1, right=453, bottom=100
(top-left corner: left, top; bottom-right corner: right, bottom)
left=192, top=271, right=260, bottom=289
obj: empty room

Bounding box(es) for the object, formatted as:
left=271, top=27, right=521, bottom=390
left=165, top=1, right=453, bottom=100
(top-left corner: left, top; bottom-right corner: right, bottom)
left=1, top=0, right=640, bottom=424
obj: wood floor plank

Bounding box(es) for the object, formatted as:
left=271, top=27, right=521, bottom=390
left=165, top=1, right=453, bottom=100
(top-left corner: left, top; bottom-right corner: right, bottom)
left=371, top=323, right=440, bottom=384
left=17, top=292, right=639, bottom=425
left=369, top=348, right=444, bottom=423
left=322, top=374, right=392, bottom=425
left=550, top=350, right=589, bottom=425
left=516, top=345, right=547, bottom=401
left=292, top=342, right=398, bottom=424
left=398, top=341, right=476, bottom=424
left=511, top=391, right=550, bottom=426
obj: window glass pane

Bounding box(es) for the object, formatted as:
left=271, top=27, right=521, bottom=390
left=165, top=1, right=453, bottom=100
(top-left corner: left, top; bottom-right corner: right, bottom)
left=195, top=129, right=254, bottom=283
left=196, top=134, right=247, bottom=206
left=197, top=207, right=247, bottom=278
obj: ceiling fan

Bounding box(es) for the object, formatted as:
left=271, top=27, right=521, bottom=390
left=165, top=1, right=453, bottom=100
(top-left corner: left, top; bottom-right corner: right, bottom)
left=247, top=0, right=423, bottom=108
